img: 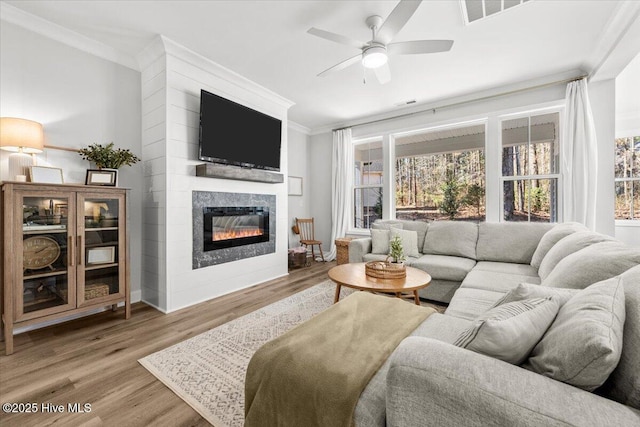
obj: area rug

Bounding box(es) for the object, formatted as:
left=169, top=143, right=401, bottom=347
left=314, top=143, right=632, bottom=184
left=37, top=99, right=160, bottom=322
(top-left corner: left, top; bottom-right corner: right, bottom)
left=138, top=280, right=355, bottom=427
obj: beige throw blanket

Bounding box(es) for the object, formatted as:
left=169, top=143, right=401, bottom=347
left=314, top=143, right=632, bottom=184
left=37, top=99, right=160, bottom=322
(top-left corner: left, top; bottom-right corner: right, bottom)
left=245, top=292, right=435, bottom=427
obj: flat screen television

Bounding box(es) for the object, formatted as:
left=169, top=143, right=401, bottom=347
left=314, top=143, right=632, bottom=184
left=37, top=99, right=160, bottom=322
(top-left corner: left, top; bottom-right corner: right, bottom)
left=198, top=89, right=282, bottom=172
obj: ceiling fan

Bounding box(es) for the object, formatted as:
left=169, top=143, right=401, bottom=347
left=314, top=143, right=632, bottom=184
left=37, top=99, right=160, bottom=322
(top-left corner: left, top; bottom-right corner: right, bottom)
left=307, top=0, right=453, bottom=84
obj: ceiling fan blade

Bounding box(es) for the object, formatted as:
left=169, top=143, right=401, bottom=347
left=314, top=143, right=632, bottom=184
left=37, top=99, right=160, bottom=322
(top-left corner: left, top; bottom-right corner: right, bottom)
left=307, top=27, right=365, bottom=49
left=376, top=0, right=423, bottom=45
left=388, top=40, right=454, bottom=55
left=317, top=54, right=362, bottom=77
left=374, top=63, right=391, bottom=84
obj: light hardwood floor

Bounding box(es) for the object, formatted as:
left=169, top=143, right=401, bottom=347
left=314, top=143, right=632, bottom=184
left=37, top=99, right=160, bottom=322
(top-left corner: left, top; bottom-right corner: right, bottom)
left=0, top=261, right=445, bottom=426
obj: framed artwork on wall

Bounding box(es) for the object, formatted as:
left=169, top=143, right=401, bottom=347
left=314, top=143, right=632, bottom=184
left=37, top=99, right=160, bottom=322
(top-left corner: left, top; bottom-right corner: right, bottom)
left=288, top=176, right=303, bottom=196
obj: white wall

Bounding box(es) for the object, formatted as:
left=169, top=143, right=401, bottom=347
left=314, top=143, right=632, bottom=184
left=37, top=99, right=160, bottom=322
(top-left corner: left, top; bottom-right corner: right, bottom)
left=287, top=127, right=311, bottom=248
left=307, top=81, right=620, bottom=246
left=138, top=36, right=293, bottom=313
left=0, top=21, right=143, bottom=302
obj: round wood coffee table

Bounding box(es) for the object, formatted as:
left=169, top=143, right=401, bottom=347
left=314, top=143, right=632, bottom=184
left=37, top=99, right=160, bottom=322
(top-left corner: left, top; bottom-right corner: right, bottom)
left=328, top=262, right=432, bottom=305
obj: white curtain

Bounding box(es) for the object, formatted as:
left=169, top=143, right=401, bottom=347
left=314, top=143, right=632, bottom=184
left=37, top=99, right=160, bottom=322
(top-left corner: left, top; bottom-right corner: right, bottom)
left=324, top=128, right=353, bottom=261
left=562, top=78, right=598, bottom=230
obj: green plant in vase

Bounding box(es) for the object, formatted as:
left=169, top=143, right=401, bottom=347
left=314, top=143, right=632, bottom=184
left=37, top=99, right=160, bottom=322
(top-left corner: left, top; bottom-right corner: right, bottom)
left=78, top=142, right=140, bottom=169
left=389, top=235, right=405, bottom=264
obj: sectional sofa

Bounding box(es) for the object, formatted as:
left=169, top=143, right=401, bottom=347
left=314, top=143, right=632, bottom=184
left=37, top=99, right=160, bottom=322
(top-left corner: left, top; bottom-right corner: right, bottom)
left=348, top=220, right=640, bottom=426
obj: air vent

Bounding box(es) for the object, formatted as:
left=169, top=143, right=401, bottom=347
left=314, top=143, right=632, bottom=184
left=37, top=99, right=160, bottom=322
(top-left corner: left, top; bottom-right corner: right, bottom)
left=462, top=0, right=531, bottom=24
left=395, top=99, right=417, bottom=107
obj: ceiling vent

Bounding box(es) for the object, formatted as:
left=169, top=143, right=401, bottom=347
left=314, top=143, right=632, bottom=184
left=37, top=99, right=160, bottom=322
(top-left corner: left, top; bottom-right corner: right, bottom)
left=462, top=0, right=531, bottom=24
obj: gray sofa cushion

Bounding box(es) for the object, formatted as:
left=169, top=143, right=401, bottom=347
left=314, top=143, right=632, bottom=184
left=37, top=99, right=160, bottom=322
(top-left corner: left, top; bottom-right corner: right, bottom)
left=601, top=265, right=640, bottom=409
left=538, top=231, right=615, bottom=279
left=411, top=254, right=476, bottom=282
left=525, top=276, right=626, bottom=391
left=541, top=241, right=640, bottom=289
left=454, top=297, right=560, bottom=365
left=461, top=269, right=540, bottom=294
left=422, top=221, right=478, bottom=259
left=473, top=261, right=539, bottom=277
left=476, top=222, right=553, bottom=264
left=530, top=222, right=588, bottom=269
left=445, top=287, right=506, bottom=320
left=370, top=229, right=390, bottom=254
left=399, top=221, right=429, bottom=254
left=371, top=221, right=403, bottom=230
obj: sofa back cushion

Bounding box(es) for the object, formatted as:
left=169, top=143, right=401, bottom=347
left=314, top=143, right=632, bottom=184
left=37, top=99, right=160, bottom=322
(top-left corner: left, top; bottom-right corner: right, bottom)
left=538, top=231, right=614, bottom=280
left=600, top=265, right=640, bottom=409
left=476, top=222, right=553, bottom=264
left=422, top=221, right=478, bottom=259
left=530, top=222, right=588, bottom=269
left=541, top=241, right=640, bottom=289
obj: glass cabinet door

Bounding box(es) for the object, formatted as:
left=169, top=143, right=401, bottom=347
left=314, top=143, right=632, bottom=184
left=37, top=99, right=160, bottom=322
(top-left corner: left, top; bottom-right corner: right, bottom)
left=77, top=193, right=126, bottom=306
left=17, top=192, right=76, bottom=320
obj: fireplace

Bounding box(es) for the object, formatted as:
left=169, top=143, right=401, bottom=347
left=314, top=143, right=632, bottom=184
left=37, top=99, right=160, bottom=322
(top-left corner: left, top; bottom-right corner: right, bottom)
left=203, top=206, right=269, bottom=251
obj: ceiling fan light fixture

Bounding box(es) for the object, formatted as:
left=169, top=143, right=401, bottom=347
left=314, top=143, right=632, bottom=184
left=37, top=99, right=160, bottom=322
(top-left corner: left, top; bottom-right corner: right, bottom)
left=362, top=45, right=388, bottom=69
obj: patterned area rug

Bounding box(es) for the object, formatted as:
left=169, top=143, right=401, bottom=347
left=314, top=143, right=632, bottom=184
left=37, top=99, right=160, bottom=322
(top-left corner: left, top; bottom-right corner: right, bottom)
left=139, top=280, right=354, bottom=427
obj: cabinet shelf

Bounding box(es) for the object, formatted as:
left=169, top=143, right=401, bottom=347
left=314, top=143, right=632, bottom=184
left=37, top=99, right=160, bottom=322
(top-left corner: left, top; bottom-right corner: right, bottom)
left=84, top=226, right=118, bottom=232
left=84, top=262, right=118, bottom=271
left=23, top=269, right=68, bottom=280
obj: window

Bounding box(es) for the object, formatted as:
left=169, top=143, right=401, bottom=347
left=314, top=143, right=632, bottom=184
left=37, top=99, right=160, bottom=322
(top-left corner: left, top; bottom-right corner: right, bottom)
left=615, top=136, right=640, bottom=220
left=394, top=123, right=486, bottom=221
left=501, top=111, right=560, bottom=222
left=353, top=139, right=383, bottom=229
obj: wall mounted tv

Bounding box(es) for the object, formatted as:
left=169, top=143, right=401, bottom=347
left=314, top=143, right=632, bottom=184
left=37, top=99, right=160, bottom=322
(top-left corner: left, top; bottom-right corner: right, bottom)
left=199, top=89, right=282, bottom=172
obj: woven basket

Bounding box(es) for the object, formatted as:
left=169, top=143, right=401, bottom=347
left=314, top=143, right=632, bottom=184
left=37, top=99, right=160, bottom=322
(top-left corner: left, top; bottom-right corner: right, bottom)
left=59, top=283, right=110, bottom=301
left=365, top=259, right=406, bottom=279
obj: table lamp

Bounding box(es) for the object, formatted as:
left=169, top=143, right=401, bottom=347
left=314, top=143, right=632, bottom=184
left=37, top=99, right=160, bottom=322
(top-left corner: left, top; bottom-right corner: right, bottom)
left=0, top=117, right=44, bottom=180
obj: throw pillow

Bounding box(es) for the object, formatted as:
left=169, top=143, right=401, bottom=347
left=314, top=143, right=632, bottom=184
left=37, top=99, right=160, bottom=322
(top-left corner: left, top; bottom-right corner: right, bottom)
left=370, top=229, right=390, bottom=255
left=524, top=276, right=626, bottom=391
left=530, top=222, right=588, bottom=269
left=390, top=228, right=420, bottom=258
left=494, top=283, right=579, bottom=307
left=541, top=241, right=640, bottom=289
left=453, top=297, right=560, bottom=365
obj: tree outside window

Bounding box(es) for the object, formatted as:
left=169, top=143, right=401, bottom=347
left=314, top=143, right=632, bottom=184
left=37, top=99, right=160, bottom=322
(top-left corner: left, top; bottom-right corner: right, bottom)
left=615, top=136, right=640, bottom=220
left=394, top=124, right=486, bottom=222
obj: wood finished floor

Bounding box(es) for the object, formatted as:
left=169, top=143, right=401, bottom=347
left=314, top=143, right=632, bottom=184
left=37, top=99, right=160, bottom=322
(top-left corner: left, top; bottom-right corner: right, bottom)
left=0, top=261, right=446, bottom=427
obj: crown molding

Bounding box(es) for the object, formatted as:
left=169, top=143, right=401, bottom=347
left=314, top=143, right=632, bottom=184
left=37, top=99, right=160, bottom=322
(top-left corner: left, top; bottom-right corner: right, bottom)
left=287, top=121, right=311, bottom=135
left=1, top=2, right=139, bottom=71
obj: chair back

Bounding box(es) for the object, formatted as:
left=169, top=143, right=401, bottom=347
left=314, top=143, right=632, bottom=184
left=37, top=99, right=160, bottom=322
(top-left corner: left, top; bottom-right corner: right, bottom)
left=295, top=218, right=316, bottom=242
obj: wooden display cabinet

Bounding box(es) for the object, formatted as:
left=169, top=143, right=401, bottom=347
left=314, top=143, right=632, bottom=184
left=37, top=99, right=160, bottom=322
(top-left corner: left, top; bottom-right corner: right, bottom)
left=1, top=182, right=130, bottom=355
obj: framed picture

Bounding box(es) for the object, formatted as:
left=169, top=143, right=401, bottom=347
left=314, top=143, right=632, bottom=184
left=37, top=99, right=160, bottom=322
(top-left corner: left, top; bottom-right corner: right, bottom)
left=288, top=176, right=303, bottom=196
left=54, top=203, right=68, bottom=217
left=86, top=169, right=117, bottom=186
left=29, top=166, right=64, bottom=184
left=86, top=246, right=115, bottom=265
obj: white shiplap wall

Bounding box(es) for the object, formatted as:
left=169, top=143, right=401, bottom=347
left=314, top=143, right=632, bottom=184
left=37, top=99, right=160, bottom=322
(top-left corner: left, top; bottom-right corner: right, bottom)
left=139, top=36, right=293, bottom=313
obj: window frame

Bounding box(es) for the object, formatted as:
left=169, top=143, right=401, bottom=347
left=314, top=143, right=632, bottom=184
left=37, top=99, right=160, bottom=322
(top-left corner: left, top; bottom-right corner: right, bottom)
left=499, top=108, right=563, bottom=223
left=352, top=136, right=384, bottom=232
left=614, top=134, right=640, bottom=225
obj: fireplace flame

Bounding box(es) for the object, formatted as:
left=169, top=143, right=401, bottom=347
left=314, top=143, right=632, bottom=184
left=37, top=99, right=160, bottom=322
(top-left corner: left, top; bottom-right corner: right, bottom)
left=213, top=228, right=263, bottom=241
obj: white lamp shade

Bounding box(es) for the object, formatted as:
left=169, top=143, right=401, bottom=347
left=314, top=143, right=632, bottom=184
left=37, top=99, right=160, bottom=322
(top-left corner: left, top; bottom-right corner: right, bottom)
left=0, top=117, right=44, bottom=153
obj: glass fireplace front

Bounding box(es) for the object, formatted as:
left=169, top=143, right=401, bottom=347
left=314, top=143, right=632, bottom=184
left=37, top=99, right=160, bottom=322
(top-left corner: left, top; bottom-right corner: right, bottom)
left=203, top=206, right=269, bottom=251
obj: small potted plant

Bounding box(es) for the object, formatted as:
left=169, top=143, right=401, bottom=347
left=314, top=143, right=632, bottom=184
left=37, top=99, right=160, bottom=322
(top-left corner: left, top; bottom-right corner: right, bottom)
left=79, top=142, right=140, bottom=186
left=78, top=142, right=140, bottom=169
left=389, top=235, right=405, bottom=265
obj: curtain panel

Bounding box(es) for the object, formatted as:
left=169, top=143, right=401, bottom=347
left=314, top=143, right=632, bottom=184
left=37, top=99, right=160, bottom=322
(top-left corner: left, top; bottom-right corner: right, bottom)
left=324, top=128, right=353, bottom=261
left=562, top=78, right=598, bottom=230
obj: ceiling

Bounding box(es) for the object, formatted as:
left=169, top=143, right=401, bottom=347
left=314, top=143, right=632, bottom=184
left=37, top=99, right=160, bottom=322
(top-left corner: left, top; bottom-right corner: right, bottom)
left=2, top=0, right=639, bottom=132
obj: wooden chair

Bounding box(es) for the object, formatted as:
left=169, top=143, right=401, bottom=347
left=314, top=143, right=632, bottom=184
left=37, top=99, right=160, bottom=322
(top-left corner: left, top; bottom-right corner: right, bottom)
left=295, top=217, right=325, bottom=262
